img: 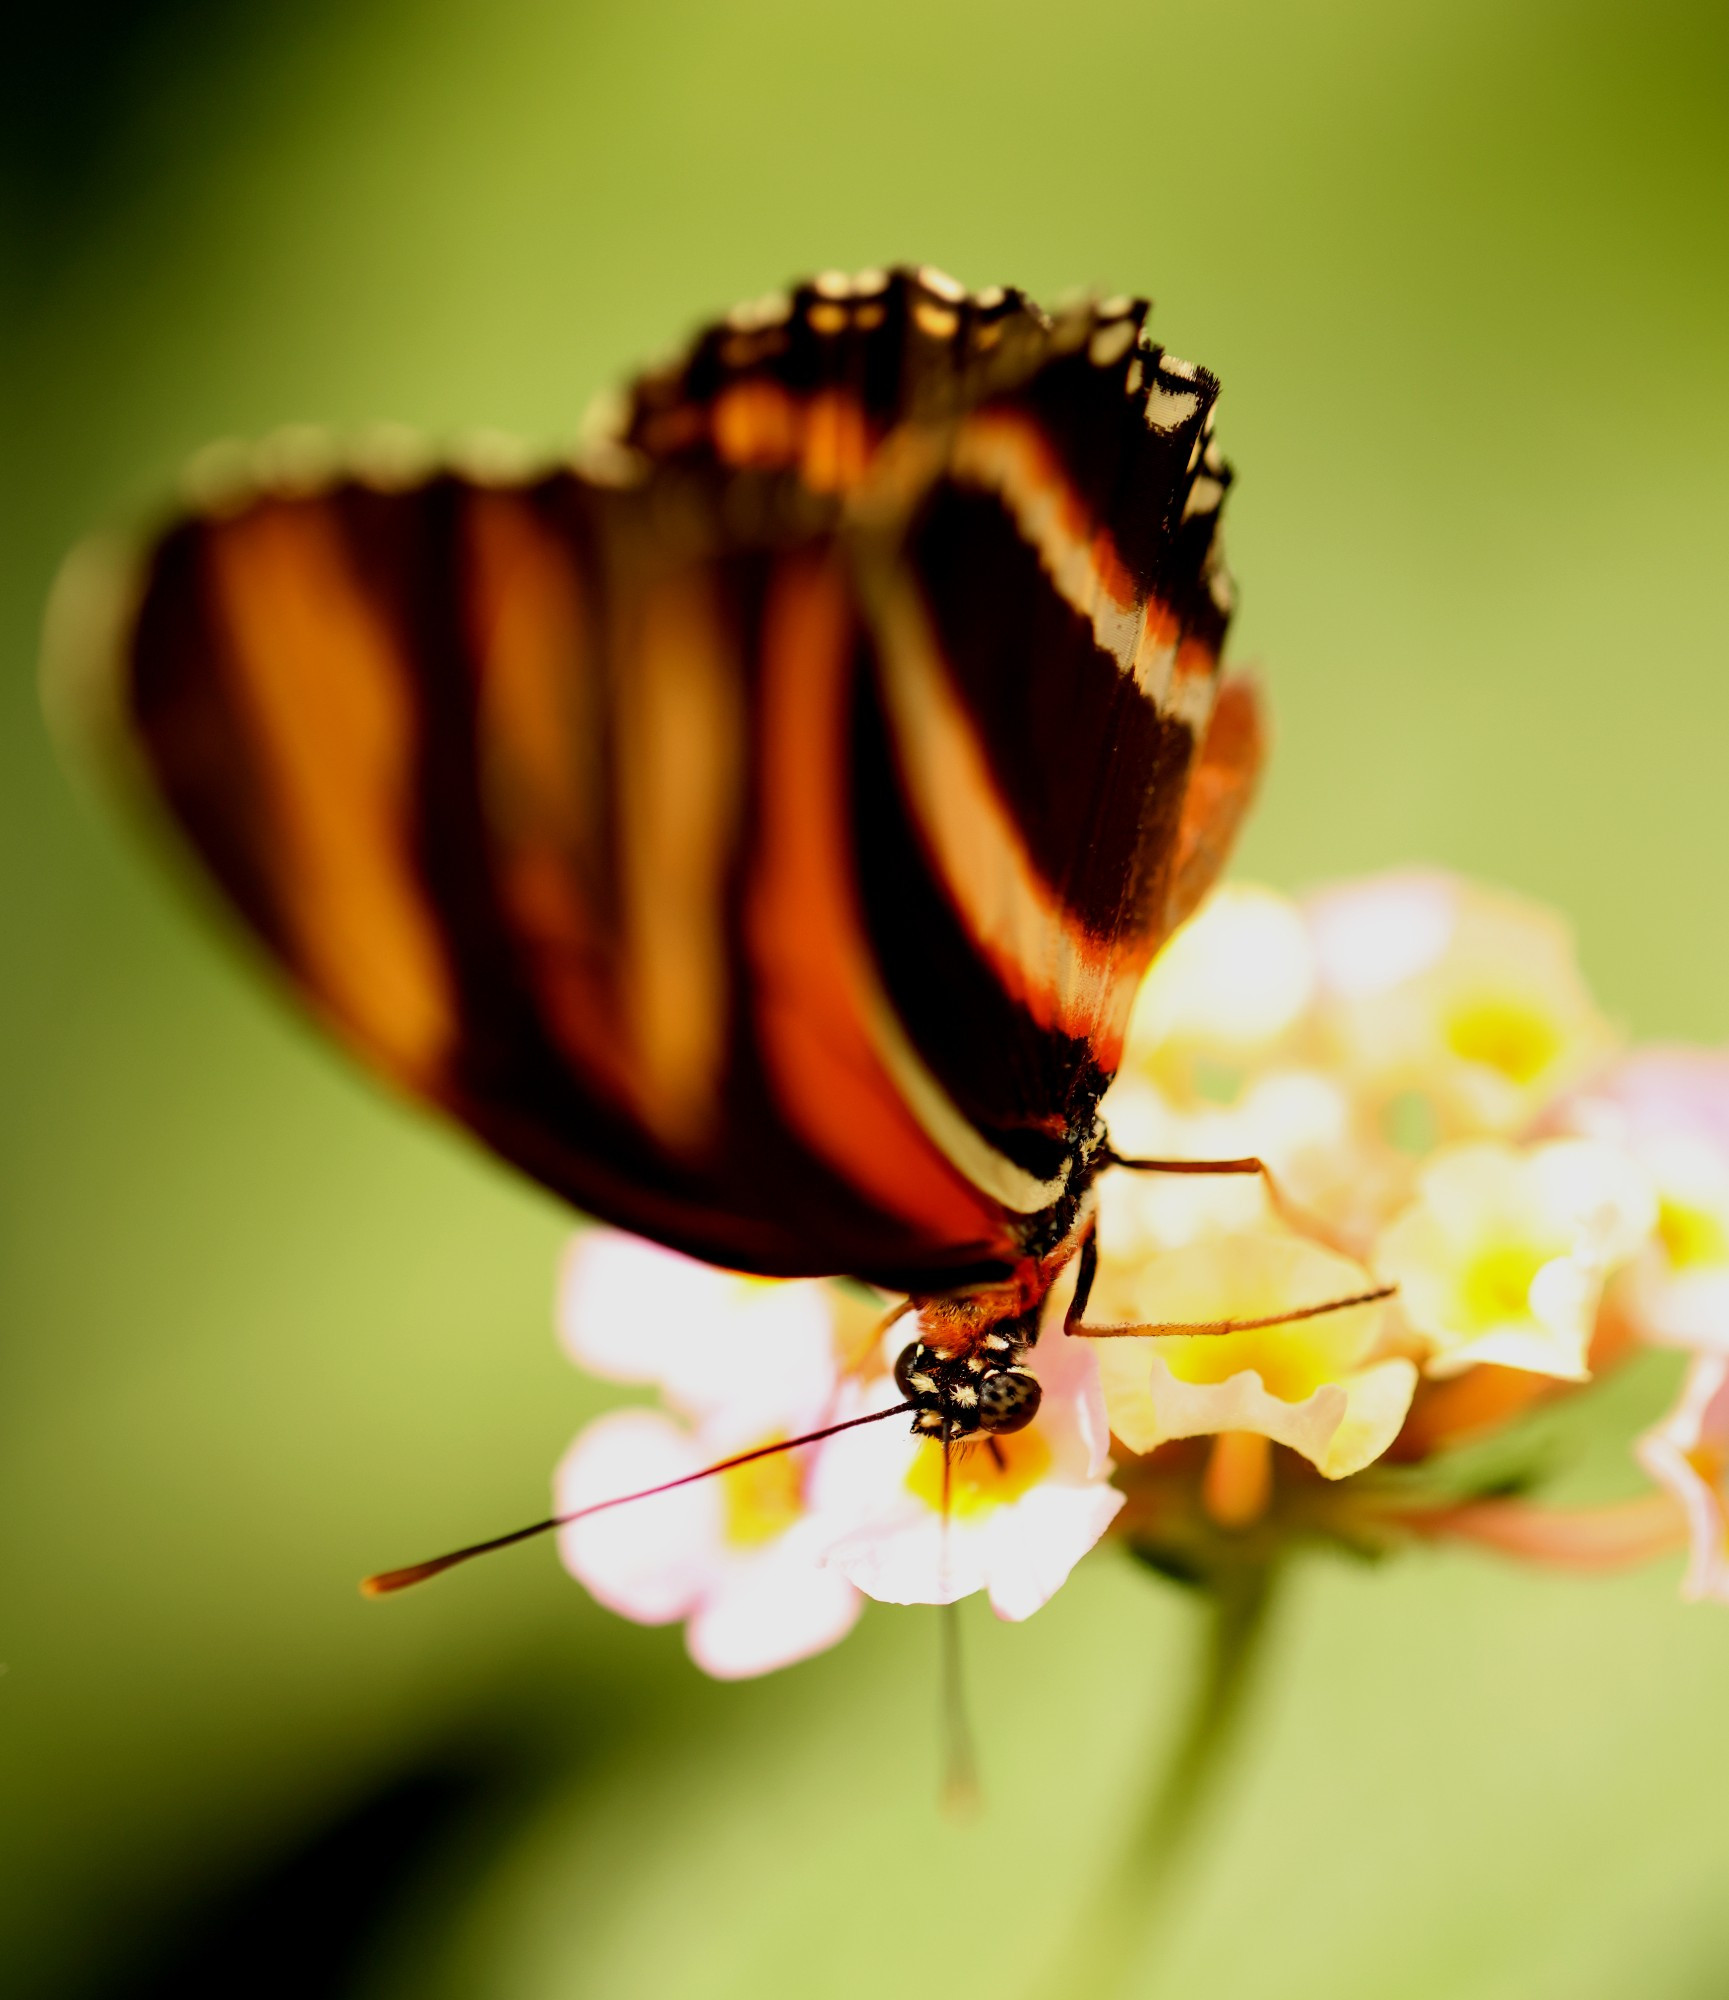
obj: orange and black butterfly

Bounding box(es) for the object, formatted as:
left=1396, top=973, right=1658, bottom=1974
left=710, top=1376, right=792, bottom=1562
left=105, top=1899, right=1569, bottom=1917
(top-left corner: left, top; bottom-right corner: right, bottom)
left=44, top=267, right=1264, bottom=1553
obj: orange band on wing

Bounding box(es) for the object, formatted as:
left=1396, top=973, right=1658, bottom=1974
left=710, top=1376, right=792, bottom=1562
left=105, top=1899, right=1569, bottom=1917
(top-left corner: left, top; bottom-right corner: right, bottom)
left=204, top=503, right=455, bottom=1083
left=465, top=492, right=637, bottom=1116
left=709, top=382, right=879, bottom=494
left=748, top=554, right=1009, bottom=1248
left=609, top=568, right=744, bottom=1155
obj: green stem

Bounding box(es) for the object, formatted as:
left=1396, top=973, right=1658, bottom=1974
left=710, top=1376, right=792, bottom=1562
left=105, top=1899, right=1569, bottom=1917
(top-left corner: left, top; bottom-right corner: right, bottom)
left=1036, top=1564, right=1278, bottom=2000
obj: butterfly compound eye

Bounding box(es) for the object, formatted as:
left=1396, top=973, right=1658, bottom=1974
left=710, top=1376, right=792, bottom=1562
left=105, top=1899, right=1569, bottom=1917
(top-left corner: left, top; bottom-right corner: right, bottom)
left=977, top=1369, right=1042, bottom=1434
left=893, top=1341, right=928, bottom=1400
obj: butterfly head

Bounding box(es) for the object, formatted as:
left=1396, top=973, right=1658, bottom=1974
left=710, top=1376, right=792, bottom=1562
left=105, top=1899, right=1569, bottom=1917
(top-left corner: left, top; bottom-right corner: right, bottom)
left=892, top=1303, right=1044, bottom=1440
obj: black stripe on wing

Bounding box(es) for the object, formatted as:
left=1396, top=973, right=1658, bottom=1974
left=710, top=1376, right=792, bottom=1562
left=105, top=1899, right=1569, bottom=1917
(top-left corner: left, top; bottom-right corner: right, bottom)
left=848, top=651, right=1094, bottom=1185
left=902, top=476, right=1197, bottom=940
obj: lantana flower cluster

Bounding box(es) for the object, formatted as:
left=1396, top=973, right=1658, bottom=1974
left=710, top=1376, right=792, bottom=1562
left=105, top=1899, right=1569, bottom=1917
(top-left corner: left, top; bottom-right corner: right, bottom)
left=553, top=871, right=1729, bottom=1676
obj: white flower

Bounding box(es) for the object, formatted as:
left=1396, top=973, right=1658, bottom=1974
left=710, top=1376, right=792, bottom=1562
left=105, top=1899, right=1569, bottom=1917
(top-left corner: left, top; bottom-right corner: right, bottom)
left=557, top=1228, right=841, bottom=1425
left=1616, top=1135, right=1729, bottom=1352
left=1558, top=1049, right=1729, bottom=1355
left=555, top=1408, right=861, bottom=1679
left=1374, top=1139, right=1656, bottom=1380
left=1305, top=870, right=1615, bottom=1137
left=813, top=1321, right=1123, bottom=1621
left=1120, top=883, right=1316, bottom=1097
left=554, top=1230, right=862, bottom=1678
left=1081, top=1226, right=1414, bottom=1480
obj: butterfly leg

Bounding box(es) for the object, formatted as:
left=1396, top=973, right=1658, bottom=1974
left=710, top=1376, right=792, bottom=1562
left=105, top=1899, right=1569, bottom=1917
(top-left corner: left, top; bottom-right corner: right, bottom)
left=1071, top=1282, right=1395, bottom=1343
left=1063, top=1229, right=1098, bottom=1334
left=1077, top=1154, right=1392, bottom=1340
left=1103, top=1149, right=1352, bottom=1256
left=837, top=1294, right=913, bottom=1383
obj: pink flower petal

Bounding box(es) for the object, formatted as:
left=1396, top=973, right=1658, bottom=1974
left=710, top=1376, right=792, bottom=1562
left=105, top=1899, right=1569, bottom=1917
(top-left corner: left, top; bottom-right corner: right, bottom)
left=1413, top=1493, right=1686, bottom=1571
left=1029, top=1321, right=1116, bottom=1479
left=978, top=1480, right=1126, bottom=1621
left=1568, top=1046, right=1729, bottom=1159
left=685, top=1532, right=862, bottom=1679
left=1305, top=870, right=1457, bottom=999
left=1637, top=1355, right=1729, bottom=1601
left=555, top=1409, right=719, bottom=1624
left=557, top=1229, right=838, bottom=1426
left=822, top=1493, right=986, bottom=1608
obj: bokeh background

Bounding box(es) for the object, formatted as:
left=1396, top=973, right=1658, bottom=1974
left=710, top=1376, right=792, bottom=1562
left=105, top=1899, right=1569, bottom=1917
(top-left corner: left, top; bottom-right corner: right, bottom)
left=3, top=0, right=1727, bottom=1993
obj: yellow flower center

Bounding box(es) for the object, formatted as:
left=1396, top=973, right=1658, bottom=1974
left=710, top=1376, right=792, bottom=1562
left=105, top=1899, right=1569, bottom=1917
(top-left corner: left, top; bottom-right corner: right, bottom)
left=1657, top=1196, right=1729, bottom=1271
left=720, top=1439, right=806, bottom=1548
left=1458, top=1240, right=1547, bottom=1329
left=904, top=1428, right=1053, bottom=1518
left=1159, top=1313, right=1366, bottom=1404
left=1443, top=996, right=1563, bottom=1085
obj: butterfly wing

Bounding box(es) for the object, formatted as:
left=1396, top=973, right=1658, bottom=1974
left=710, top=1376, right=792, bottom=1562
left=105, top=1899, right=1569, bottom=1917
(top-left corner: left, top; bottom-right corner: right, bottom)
left=42, top=270, right=1250, bottom=1289
left=1163, top=671, right=1267, bottom=936
left=614, top=270, right=1254, bottom=1184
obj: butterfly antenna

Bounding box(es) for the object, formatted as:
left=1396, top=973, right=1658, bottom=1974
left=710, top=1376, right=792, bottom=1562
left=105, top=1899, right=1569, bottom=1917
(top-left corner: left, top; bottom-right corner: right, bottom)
left=361, top=1400, right=913, bottom=1597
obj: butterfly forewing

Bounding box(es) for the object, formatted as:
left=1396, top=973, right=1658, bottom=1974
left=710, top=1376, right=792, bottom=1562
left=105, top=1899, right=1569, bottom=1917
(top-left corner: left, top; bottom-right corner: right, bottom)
left=45, top=268, right=1256, bottom=1292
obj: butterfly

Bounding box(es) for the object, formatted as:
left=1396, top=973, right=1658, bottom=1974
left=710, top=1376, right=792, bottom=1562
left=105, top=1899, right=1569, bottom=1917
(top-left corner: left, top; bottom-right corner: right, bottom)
left=44, top=266, right=1279, bottom=1581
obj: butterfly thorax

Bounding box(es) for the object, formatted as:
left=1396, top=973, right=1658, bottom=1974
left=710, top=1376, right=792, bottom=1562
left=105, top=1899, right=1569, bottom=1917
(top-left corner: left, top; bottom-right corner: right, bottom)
left=892, top=1159, right=1100, bottom=1439
left=894, top=1307, right=1044, bottom=1440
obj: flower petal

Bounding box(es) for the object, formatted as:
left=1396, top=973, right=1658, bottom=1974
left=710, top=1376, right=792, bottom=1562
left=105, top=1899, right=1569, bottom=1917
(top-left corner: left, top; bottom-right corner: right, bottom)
left=978, top=1480, right=1126, bottom=1621
left=557, top=1228, right=839, bottom=1426
left=555, top=1409, right=718, bottom=1625
left=1086, top=1230, right=1411, bottom=1476
left=1123, top=883, right=1316, bottom=1078
left=684, top=1531, right=862, bottom=1679
left=1083, top=1230, right=1387, bottom=1381
left=1636, top=1354, right=1729, bottom=1602
left=812, top=1339, right=1121, bottom=1616
left=1306, top=870, right=1456, bottom=999
left=1562, top=1045, right=1729, bottom=1159
left=1530, top=1139, right=1656, bottom=1269
left=821, top=1493, right=989, bottom=1609
left=1305, top=872, right=1615, bottom=1137
left=1106, top=1347, right=1350, bottom=1464
left=1375, top=1139, right=1653, bottom=1381
left=1318, top=1357, right=1422, bottom=1477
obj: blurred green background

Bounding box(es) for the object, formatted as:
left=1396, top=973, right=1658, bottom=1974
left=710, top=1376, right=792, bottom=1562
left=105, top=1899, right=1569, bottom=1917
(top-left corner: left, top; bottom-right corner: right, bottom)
left=3, top=0, right=1727, bottom=1993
